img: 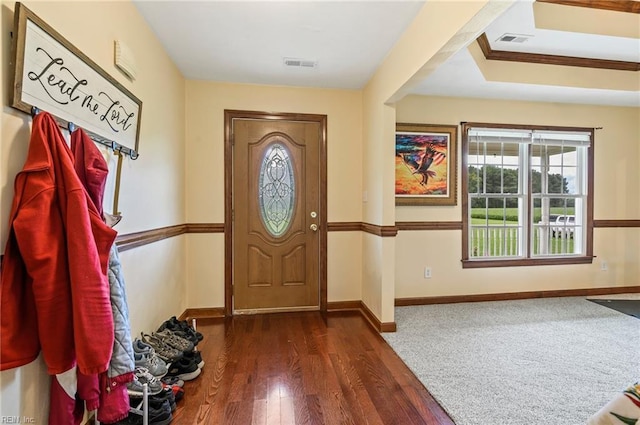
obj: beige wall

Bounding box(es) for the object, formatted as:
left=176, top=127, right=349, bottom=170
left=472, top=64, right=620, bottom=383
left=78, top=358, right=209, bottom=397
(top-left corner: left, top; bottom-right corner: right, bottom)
left=0, top=1, right=185, bottom=420
left=360, top=0, right=509, bottom=323
left=184, top=81, right=364, bottom=307
left=395, top=95, right=640, bottom=298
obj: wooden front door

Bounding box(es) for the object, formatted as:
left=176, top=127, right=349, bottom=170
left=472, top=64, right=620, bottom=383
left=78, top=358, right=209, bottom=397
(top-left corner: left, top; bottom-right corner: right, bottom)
left=226, top=110, right=326, bottom=313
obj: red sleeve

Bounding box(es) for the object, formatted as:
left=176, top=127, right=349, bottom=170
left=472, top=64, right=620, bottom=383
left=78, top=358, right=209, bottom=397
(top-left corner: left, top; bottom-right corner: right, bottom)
left=77, top=370, right=101, bottom=411
left=13, top=185, right=76, bottom=374
left=0, top=231, right=40, bottom=371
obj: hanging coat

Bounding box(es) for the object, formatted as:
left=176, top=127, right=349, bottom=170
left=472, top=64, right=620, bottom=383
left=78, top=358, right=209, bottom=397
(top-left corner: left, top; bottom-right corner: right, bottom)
left=0, top=112, right=116, bottom=375
left=71, top=127, right=135, bottom=424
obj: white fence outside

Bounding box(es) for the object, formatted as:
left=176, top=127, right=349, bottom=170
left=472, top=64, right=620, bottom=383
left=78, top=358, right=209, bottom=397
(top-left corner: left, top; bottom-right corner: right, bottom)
left=470, top=225, right=578, bottom=257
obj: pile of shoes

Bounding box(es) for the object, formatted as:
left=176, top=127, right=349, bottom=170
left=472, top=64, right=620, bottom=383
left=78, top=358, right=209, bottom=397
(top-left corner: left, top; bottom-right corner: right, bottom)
left=110, top=317, right=204, bottom=424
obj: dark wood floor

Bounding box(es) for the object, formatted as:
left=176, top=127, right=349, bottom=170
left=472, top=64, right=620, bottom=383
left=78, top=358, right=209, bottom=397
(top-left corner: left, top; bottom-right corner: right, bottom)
left=171, top=311, right=454, bottom=425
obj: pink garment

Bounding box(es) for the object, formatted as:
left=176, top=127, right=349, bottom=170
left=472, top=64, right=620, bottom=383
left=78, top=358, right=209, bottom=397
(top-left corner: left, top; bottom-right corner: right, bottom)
left=49, top=367, right=99, bottom=425
left=97, top=373, right=134, bottom=424
left=49, top=373, right=81, bottom=425
left=49, top=366, right=100, bottom=425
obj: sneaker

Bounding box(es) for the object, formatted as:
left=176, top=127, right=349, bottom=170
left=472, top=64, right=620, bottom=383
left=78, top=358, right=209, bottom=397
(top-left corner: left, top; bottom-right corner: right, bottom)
left=132, top=387, right=176, bottom=412
left=132, top=338, right=154, bottom=356
left=140, top=333, right=183, bottom=363
left=153, top=387, right=177, bottom=412
left=112, top=398, right=173, bottom=425
left=171, top=385, right=185, bottom=402
left=183, top=349, right=204, bottom=369
left=161, top=375, right=184, bottom=388
left=160, top=380, right=185, bottom=402
left=111, top=413, right=143, bottom=425
left=127, top=367, right=164, bottom=397
left=154, top=329, right=194, bottom=353
left=158, top=316, right=203, bottom=343
left=123, top=399, right=173, bottom=425
left=132, top=339, right=169, bottom=376
left=134, top=352, right=168, bottom=378
left=161, top=327, right=199, bottom=346
left=165, top=357, right=201, bottom=381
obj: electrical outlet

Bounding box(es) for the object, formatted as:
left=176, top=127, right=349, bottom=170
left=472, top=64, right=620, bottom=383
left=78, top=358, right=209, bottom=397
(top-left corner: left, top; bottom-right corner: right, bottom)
left=601, top=261, right=608, bottom=271
left=424, top=267, right=432, bottom=279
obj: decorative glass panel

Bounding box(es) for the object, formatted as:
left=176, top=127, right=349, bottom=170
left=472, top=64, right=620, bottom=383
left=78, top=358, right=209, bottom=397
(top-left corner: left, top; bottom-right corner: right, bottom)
left=258, top=143, right=295, bottom=237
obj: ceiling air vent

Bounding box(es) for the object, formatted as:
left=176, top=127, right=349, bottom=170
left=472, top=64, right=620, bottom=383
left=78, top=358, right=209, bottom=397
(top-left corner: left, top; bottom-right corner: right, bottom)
left=496, top=33, right=532, bottom=43
left=283, top=57, right=317, bottom=68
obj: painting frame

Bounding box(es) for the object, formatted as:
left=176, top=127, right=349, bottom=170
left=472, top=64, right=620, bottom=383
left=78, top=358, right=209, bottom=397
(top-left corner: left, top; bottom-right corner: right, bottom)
left=395, top=123, right=458, bottom=206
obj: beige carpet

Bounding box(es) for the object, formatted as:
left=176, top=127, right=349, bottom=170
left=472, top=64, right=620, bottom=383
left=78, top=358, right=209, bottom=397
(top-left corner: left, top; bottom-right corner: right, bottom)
left=383, top=297, right=640, bottom=425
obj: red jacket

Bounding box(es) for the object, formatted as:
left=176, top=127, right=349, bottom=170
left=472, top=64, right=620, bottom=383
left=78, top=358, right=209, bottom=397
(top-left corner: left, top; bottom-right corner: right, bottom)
left=1, top=112, right=116, bottom=375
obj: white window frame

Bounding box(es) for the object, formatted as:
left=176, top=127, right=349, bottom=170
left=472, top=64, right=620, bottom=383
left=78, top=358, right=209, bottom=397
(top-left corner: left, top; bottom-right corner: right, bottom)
left=462, top=123, right=594, bottom=268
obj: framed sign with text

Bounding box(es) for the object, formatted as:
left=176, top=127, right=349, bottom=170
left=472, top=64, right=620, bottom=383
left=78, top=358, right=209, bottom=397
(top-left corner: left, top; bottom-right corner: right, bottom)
left=10, top=2, right=142, bottom=155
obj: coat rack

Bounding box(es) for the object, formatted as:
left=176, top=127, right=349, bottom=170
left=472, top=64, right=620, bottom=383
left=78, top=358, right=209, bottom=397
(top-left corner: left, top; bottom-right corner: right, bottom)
left=31, top=106, right=138, bottom=160
left=31, top=106, right=128, bottom=219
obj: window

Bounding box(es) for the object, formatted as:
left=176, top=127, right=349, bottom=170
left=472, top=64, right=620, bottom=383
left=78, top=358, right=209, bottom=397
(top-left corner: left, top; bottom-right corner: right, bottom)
left=258, top=142, right=296, bottom=237
left=462, top=123, right=594, bottom=268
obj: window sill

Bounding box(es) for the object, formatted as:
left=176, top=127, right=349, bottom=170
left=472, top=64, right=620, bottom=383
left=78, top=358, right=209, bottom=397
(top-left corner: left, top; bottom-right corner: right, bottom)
left=462, top=256, right=594, bottom=269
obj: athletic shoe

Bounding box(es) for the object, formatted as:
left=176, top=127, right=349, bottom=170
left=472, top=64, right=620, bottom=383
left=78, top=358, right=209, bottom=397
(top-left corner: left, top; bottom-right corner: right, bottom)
left=140, top=333, right=183, bottom=363
left=132, top=387, right=176, bottom=412
left=157, top=325, right=199, bottom=346
left=132, top=339, right=169, bottom=376
left=158, top=316, right=203, bottom=343
left=154, top=387, right=177, bottom=412
left=165, top=357, right=201, bottom=381
left=171, top=385, right=185, bottom=402
left=161, top=375, right=184, bottom=388
left=126, top=367, right=163, bottom=397
left=134, top=352, right=168, bottom=378
left=183, top=349, right=204, bottom=369
left=153, top=329, right=194, bottom=353
left=160, top=381, right=185, bottom=402
left=121, top=399, right=173, bottom=425
left=111, top=413, right=144, bottom=425
left=132, top=338, right=154, bottom=356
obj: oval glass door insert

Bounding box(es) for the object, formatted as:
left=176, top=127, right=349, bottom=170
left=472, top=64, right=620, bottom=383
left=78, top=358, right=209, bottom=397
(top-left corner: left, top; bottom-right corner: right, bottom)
left=258, top=142, right=296, bottom=237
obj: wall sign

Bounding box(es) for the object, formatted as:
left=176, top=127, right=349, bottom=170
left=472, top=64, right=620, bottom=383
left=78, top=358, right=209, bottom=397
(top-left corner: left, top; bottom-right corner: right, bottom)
left=10, top=2, right=142, bottom=157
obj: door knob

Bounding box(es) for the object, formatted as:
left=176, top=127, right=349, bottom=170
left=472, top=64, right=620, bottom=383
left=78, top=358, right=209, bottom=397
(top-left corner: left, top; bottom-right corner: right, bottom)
left=310, top=223, right=318, bottom=232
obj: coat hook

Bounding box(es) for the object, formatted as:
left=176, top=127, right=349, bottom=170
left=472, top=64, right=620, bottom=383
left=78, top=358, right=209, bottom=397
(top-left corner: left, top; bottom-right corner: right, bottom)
left=130, top=150, right=139, bottom=160
left=68, top=121, right=76, bottom=133
left=31, top=106, right=40, bottom=117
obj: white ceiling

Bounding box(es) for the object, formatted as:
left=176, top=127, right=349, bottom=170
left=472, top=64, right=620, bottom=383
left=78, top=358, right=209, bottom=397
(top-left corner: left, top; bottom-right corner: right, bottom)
left=133, top=0, right=640, bottom=107
left=133, top=1, right=425, bottom=89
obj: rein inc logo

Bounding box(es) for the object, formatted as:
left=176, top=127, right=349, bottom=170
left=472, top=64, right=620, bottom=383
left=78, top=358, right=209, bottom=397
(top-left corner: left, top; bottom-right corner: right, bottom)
left=0, top=417, right=35, bottom=423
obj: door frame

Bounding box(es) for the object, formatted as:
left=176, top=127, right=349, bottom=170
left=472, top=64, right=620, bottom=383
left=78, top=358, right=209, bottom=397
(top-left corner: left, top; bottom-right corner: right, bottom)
left=224, top=109, right=328, bottom=316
